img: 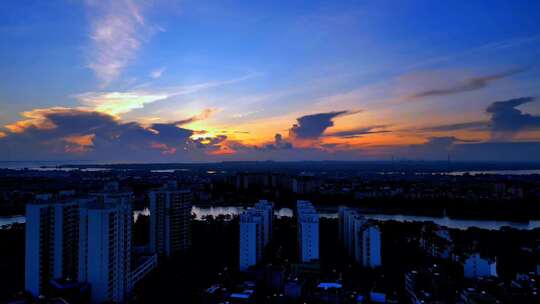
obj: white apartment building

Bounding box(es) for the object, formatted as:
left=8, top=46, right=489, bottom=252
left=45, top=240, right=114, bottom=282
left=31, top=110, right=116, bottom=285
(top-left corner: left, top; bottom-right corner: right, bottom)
left=356, top=224, right=382, bottom=268
left=239, top=200, right=274, bottom=271
left=80, top=186, right=133, bottom=303
left=296, top=200, right=319, bottom=262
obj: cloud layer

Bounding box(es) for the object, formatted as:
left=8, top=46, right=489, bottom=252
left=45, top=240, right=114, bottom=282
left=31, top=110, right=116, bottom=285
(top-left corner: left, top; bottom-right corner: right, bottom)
left=407, top=68, right=525, bottom=100
left=0, top=108, right=225, bottom=162
left=1, top=95, right=539, bottom=162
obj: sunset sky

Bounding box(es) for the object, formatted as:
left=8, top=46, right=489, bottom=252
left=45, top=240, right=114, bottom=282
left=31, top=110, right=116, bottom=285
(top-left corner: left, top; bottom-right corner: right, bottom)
left=1, top=0, right=540, bottom=162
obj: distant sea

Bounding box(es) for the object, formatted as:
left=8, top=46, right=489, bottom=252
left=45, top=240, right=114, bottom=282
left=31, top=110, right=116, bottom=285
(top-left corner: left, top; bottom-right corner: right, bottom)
left=0, top=161, right=98, bottom=170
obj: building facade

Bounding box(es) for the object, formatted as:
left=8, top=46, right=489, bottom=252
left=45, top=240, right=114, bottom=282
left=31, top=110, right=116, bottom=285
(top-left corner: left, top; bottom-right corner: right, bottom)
left=356, top=224, right=382, bottom=268
left=464, top=253, right=497, bottom=278
left=339, top=207, right=382, bottom=268
left=239, top=200, right=274, bottom=271
left=25, top=197, right=89, bottom=297
left=80, top=185, right=133, bottom=303
left=25, top=182, right=160, bottom=303
left=149, top=182, right=192, bottom=257
left=296, top=200, right=319, bottom=262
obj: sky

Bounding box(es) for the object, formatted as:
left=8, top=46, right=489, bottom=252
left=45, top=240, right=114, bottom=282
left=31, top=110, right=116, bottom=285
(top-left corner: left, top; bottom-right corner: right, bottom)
left=1, top=0, right=540, bottom=163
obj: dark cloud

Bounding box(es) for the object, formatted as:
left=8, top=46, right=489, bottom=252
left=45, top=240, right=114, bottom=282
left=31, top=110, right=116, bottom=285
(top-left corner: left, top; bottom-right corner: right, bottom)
left=260, top=133, right=293, bottom=150
left=288, top=110, right=351, bottom=139
left=2, top=106, right=539, bottom=163
left=486, top=97, right=540, bottom=138
left=420, top=121, right=489, bottom=132
left=0, top=108, right=224, bottom=162
left=326, top=125, right=390, bottom=138
left=408, top=68, right=525, bottom=99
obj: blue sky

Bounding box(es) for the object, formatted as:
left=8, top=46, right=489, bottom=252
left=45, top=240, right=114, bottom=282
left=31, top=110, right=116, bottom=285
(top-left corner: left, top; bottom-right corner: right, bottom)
left=1, top=0, right=539, bottom=162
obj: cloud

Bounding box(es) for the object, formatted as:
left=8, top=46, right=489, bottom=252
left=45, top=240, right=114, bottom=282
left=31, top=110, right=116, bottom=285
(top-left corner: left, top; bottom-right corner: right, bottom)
left=407, top=68, right=525, bottom=100
left=288, top=110, right=352, bottom=140
left=259, top=133, right=293, bottom=150
left=76, top=74, right=255, bottom=115
left=149, top=67, right=165, bottom=79
left=174, top=108, right=218, bottom=126
left=325, top=125, right=390, bottom=138
left=76, top=92, right=168, bottom=116
left=63, top=134, right=96, bottom=153
left=486, top=97, right=540, bottom=139
left=419, top=121, right=489, bottom=132
left=417, top=96, right=540, bottom=138
left=0, top=108, right=226, bottom=161
left=86, top=0, right=160, bottom=85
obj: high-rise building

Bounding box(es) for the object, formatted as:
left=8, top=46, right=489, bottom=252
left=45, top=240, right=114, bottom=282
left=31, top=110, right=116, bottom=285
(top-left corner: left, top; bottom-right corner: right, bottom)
left=464, top=253, right=497, bottom=278
left=149, top=181, right=192, bottom=257
left=79, top=184, right=133, bottom=303
left=25, top=183, right=145, bottom=303
left=356, top=224, right=382, bottom=268
left=339, top=207, right=382, bottom=268
left=254, top=200, right=273, bottom=247
left=239, top=211, right=263, bottom=271
left=339, top=207, right=366, bottom=256
left=296, top=200, right=319, bottom=262
left=25, top=196, right=91, bottom=297
left=239, top=200, right=274, bottom=271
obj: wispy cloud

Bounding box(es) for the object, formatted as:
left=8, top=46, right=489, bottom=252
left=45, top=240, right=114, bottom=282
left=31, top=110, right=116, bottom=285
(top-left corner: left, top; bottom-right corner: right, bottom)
left=175, top=108, right=218, bottom=126
left=325, top=125, right=390, bottom=138
left=406, top=68, right=526, bottom=100
left=85, top=0, right=159, bottom=86
left=76, top=74, right=256, bottom=115
left=149, top=67, right=165, bottom=79
left=419, top=121, right=489, bottom=132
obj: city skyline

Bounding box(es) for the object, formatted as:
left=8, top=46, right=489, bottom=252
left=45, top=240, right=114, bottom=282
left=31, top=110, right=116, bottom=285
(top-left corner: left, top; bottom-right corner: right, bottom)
left=1, top=0, right=540, bottom=162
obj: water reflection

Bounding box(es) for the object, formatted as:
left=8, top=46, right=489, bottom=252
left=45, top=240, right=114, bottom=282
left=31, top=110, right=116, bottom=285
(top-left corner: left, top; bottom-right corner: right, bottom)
left=448, top=169, right=540, bottom=175
left=275, top=208, right=293, bottom=218
left=192, top=206, right=245, bottom=220
left=133, top=208, right=150, bottom=222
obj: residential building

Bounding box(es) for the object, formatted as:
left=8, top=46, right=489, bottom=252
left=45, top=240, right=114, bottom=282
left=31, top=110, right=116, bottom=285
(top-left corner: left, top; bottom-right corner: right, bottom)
left=25, top=197, right=91, bottom=298
left=79, top=182, right=133, bottom=303
left=149, top=181, right=192, bottom=257
left=254, top=200, right=273, bottom=247
left=296, top=200, right=319, bottom=262
left=239, top=200, right=274, bottom=271
left=356, top=224, right=382, bottom=268
left=339, top=207, right=382, bottom=268
left=239, top=210, right=264, bottom=271
left=464, top=253, right=498, bottom=278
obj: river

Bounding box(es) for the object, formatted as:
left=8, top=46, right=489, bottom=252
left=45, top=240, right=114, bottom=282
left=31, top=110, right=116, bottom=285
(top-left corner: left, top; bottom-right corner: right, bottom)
left=4, top=206, right=539, bottom=231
